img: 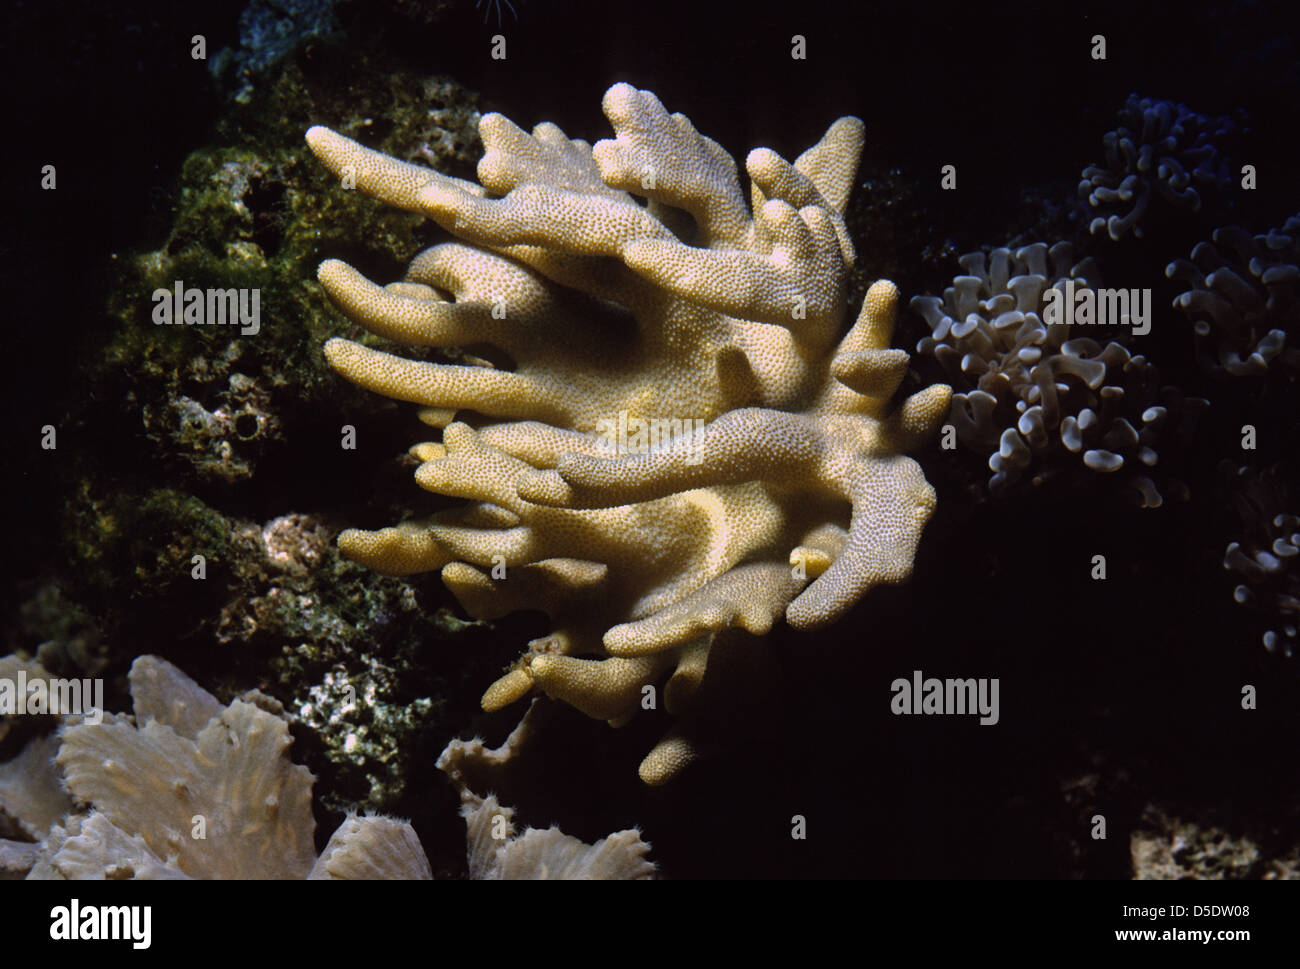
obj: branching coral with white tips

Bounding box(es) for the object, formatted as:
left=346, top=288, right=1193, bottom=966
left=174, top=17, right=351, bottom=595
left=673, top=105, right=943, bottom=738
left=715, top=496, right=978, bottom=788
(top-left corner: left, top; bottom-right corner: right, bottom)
left=307, top=84, right=949, bottom=783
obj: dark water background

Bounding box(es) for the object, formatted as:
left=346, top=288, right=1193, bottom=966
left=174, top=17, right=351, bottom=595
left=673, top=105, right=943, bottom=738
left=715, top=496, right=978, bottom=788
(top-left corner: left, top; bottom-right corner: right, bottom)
left=3, top=0, right=1299, bottom=877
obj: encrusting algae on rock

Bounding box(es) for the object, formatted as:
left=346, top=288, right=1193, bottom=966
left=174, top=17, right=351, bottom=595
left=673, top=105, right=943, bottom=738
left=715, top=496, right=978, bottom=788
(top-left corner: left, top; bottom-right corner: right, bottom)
left=307, top=83, right=950, bottom=783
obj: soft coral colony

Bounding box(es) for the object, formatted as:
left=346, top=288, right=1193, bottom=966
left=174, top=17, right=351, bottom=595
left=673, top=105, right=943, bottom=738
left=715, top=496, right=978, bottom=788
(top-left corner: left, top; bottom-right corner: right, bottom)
left=0, top=654, right=653, bottom=879
left=306, top=83, right=951, bottom=783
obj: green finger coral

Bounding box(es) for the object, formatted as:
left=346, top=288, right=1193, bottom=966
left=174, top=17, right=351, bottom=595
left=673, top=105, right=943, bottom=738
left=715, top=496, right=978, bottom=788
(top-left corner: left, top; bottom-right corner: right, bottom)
left=307, top=84, right=950, bottom=783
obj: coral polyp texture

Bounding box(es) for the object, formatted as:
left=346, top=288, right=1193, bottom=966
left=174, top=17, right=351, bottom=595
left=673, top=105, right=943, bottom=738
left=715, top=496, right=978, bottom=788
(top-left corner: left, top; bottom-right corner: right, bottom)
left=1167, top=215, right=1300, bottom=377
left=307, top=83, right=950, bottom=783
left=912, top=243, right=1205, bottom=506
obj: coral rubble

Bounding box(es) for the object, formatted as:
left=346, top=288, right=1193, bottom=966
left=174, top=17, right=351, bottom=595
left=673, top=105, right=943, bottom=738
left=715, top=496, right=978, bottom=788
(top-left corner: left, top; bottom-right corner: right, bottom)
left=1132, top=803, right=1300, bottom=879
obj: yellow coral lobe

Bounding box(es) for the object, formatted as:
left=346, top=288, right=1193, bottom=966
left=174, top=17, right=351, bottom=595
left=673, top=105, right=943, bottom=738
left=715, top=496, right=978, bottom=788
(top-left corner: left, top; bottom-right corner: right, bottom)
left=336, top=525, right=448, bottom=576
left=409, top=442, right=446, bottom=462
left=309, top=84, right=948, bottom=782
left=481, top=670, right=534, bottom=712
left=790, top=546, right=833, bottom=579
left=638, top=735, right=698, bottom=787
left=528, top=654, right=670, bottom=723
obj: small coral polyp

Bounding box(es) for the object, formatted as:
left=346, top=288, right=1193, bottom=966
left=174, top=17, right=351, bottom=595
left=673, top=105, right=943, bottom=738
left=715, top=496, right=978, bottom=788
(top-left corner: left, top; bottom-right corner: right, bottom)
left=307, top=84, right=949, bottom=783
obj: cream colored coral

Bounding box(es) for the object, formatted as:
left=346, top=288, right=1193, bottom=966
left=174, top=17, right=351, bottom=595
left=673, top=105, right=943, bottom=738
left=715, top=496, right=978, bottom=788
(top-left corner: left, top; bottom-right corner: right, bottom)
left=309, top=84, right=949, bottom=783
left=308, top=815, right=434, bottom=880
left=5, top=653, right=642, bottom=880
left=463, top=793, right=654, bottom=880
left=0, top=734, right=72, bottom=841
left=56, top=667, right=319, bottom=879
left=438, top=703, right=656, bottom=879
left=39, top=655, right=432, bottom=881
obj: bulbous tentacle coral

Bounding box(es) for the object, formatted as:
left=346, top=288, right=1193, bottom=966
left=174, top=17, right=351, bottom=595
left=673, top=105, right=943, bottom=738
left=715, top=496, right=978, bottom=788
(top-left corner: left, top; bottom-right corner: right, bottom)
left=1078, top=94, right=1233, bottom=241
left=308, top=84, right=948, bottom=783
left=1166, top=214, right=1300, bottom=377
left=912, top=242, right=1207, bottom=506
